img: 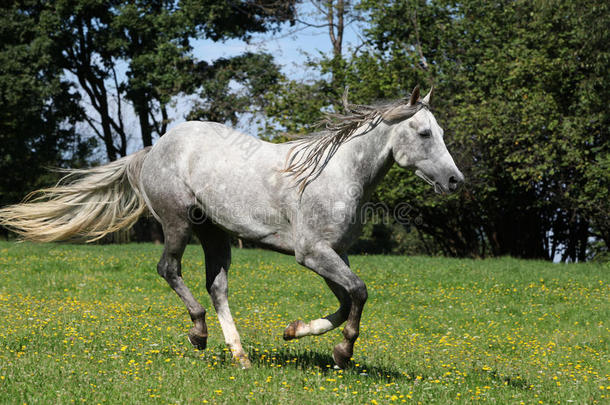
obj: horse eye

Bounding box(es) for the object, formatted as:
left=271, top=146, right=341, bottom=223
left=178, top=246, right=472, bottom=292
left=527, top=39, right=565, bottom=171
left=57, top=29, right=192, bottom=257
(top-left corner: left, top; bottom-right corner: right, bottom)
left=419, top=129, right=432, bottom=138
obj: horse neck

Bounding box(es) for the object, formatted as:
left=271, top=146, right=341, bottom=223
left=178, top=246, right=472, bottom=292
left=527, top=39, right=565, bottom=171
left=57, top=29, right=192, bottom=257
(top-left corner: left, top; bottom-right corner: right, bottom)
left=334, top=122, right=394, bottom=195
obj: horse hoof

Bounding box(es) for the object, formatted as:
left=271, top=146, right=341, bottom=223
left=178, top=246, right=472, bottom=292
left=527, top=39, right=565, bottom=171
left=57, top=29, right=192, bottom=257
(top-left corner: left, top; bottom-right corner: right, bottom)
left=188, top=329, right=208, bottom=350
left=332, top=343, right=352, bottom=369
left=283, top=320, right=305, bottom=340
left=235, top=354, right=252, bottom=369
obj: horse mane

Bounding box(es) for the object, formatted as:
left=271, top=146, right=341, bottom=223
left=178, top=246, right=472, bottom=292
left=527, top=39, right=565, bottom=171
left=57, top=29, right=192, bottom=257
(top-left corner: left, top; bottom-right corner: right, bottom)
left=283, top=89, right=425, bottom=193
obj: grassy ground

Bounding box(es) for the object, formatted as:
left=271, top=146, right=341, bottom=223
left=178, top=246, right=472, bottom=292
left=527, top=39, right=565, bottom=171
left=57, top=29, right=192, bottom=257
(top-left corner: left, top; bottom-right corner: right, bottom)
left=0, top=241, right=608, bottom=404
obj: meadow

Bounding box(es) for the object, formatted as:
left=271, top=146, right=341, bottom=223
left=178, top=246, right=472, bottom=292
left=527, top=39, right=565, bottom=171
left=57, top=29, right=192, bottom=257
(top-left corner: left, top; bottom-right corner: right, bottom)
left=0, top=241, right=608, bottom=404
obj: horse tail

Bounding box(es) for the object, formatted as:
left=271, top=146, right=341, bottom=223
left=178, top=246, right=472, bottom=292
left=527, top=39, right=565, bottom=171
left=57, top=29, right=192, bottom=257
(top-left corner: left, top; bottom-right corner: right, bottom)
left=0, top=147, right=152, bottom=243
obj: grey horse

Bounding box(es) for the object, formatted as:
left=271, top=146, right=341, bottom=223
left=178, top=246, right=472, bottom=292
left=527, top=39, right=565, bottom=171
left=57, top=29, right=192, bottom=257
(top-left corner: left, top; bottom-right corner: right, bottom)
left=0, top=86, right=463, bottom=368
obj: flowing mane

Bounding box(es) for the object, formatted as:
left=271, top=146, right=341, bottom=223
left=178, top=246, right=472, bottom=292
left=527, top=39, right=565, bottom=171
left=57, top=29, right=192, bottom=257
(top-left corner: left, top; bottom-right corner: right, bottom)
left=283, top=90, right=426, bottom=192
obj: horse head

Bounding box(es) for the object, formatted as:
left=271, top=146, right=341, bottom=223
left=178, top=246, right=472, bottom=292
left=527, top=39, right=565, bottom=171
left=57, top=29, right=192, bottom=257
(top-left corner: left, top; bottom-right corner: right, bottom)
left=384, top=86, right=464, bottom=194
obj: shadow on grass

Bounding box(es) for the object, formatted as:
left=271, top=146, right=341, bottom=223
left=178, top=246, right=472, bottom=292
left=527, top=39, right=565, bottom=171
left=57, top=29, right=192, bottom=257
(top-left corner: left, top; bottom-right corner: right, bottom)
left=247, top=347, right=411, bottom=381
left=167, top=342, right=531, bottom=390
left=181, top=343, right=410, bottom=380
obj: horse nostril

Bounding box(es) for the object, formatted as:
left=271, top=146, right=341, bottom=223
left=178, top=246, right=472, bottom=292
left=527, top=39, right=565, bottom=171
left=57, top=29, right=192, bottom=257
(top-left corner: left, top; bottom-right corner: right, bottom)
left=448, top=176, right=459, bottom=190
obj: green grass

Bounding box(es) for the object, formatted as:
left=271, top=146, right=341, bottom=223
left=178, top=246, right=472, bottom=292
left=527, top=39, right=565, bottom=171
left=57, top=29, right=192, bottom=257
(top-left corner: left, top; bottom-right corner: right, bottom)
left=0, top=241, right=608, bottom=404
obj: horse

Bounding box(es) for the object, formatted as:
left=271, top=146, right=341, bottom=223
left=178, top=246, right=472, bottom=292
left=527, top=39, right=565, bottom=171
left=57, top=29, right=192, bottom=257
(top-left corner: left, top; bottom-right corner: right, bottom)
left=0, top=86, right=463, bottom=369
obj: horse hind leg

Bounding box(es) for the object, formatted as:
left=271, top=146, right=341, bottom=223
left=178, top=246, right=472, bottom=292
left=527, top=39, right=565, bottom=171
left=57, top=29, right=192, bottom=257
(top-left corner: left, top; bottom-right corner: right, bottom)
left=157, top=218, right=208, bottom=350
left=195, top=225, right=250, bottom=369
left=283, top=271, right=351, bottom=340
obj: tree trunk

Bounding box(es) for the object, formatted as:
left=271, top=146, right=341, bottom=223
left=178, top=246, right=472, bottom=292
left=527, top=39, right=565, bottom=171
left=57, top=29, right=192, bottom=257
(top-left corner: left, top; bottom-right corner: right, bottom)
left=134, top=92, right=154, bottom=148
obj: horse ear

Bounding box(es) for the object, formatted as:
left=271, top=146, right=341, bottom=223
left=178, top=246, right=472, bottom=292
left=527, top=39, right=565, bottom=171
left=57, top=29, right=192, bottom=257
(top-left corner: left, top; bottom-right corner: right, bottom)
left=422, top=86, right=433, bottom=105
left=409, top=85, right=420, bottom=105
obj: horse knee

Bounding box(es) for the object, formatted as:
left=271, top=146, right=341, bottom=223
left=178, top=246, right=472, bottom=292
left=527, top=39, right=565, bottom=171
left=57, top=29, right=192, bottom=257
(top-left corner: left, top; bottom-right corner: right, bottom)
left=157, top=258, right=180, bottom=280
left=189, top=309, right=206, bottom=322
left=348, top=279, right=368, bottom=305
left=206, top=279, right=225, bottom=296
left=338, top=303, right=350, bottom=319
left=157, top=260, right=168, bottom=278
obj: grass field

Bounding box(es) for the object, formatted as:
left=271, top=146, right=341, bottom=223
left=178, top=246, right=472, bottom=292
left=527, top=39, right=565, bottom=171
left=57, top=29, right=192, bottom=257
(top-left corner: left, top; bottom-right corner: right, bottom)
left=0, top=241, right=608, bottom=404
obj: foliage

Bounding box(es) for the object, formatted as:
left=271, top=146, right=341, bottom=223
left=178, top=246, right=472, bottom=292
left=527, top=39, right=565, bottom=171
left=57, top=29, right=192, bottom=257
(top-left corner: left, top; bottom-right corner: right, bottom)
left=111, top=0, right=296, bottom=149
left=0, top=242, right=608, bottom=403
left=264, top=0, right=610, bottom=261
left=187, top=52, right=283, bottom=126
left=2, top=1, right=607, bottom=258
left=0, top=1, right=95, bottom=211
left=35, top=0, right=297, bottom=160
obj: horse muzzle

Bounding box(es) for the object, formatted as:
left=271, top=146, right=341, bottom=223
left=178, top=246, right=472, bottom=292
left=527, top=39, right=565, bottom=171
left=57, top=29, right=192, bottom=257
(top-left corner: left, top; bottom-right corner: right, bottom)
left=416, top=169, right=464, bottom=194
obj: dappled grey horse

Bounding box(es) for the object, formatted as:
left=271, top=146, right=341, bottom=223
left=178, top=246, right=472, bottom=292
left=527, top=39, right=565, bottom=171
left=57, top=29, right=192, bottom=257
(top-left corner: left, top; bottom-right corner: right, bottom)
left=0, top=86, right=463, bottom=368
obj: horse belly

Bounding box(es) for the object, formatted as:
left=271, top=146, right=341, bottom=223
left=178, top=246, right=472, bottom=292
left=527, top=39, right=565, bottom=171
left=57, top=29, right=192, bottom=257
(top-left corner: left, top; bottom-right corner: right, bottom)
left=189, top=172, right=293, bottom=246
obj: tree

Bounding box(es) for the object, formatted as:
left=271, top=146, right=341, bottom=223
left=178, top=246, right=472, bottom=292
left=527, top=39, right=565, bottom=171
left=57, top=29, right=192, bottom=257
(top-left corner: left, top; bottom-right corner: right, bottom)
left=265, top=0, right=609, bottom=260
left=263, top=0, right=359, bottom=140
left=36, top=0, right=297, bottom=161
left=2, top=0, right=296, bottom=242
left=187, top=52, right=283, bottom=126
left=355, top=0, right=610, bottom=260
left=0, top=1, right=92, bottom=218
left=114, top=1, right=297, bottom=149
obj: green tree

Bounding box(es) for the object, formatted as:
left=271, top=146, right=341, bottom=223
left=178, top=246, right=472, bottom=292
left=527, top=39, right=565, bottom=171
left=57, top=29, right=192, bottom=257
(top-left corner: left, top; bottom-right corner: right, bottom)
left=265, top=0, right=609, bottom=260
left=2, top=0, right=296, bottom=242
left=187, top=52, right=283, bottom=126
left=263, top=0, right=359, bottom=140
left=35, top=0, right=296, bottom=160
left=113, top=0, right=297, bottom=148
left=360, top=0, right=609, bottom=260
left=0, top=1, right=93, bottom=216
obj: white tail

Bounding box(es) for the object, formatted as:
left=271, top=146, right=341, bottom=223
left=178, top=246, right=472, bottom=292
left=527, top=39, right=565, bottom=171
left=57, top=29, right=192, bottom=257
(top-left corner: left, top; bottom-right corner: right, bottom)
left=0, top=148, right=151, bottom=242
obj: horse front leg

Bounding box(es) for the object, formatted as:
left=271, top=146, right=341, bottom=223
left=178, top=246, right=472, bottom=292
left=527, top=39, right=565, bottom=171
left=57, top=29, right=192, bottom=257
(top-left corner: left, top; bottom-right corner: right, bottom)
left=294, top=244, right=367, bottom=369
left=283, top=256, right=351, bottom=340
